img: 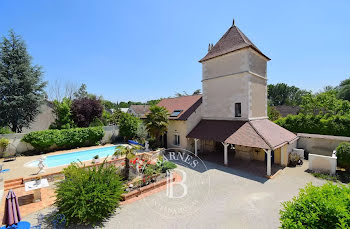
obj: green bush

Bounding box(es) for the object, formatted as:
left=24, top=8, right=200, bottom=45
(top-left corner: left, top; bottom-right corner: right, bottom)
left=89, top=117, right=104, bottom=127
left=22, top=127, right=104, bottom=151
left=143, top=164, right=161, bottom=176
left=280, top=183, right=350, bottom=228
left=161, top=161, right=177, bottom=173
left=148, top=138, right=162, bottom=150
left=0, top=138, right=9, bottom=149
left=336, top=142, right=350, bottom=169
left=275, top=113, right=350, bottom=137
left=119, top=113, right=141, bottom=140
left=0, top=127, right=12, bottom=134
left=143, top=161, right=177, bottom=176
left=55, top=161, right=125, bottom=225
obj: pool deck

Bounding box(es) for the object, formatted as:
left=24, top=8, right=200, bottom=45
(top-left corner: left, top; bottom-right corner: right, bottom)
left=1, top=144, right=121, bottom=181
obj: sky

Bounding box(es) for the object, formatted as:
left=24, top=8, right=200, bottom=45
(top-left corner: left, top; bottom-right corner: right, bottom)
left=0, top=0, right=349, bottom=103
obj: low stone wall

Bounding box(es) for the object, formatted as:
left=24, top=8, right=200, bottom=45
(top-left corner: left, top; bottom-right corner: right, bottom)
left=0, top=125, right=119, bottom=156
left=297, top=133, right=350, bottom=156
left=308, top=152, right=337, bottom=175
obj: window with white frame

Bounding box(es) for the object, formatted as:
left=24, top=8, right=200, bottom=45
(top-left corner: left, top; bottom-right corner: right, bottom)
left=174, top=134, right=180, bottom=146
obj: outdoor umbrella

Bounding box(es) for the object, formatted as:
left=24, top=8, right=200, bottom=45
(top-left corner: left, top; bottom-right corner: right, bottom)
left=4, top=189, right=21, bottom=226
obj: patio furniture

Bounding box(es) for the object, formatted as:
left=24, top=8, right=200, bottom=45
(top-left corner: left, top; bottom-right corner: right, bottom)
left=24, top=179, right=49, bottom=203
left=128, top=140, right=143, bottom=146
left=51, top=214, right=65, bottom=229
left=4, top=190, right=21, bottom=226
left=0, top=221, right=31, bottom=229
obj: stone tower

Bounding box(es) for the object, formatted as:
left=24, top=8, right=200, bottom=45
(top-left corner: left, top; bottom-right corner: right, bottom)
left=199, top=21, right=270, bottom=121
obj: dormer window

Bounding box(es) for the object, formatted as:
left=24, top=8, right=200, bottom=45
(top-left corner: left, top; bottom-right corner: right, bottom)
left=170, top=110, right=183, bottom=117
left=235, top=103, right=241, bottom=117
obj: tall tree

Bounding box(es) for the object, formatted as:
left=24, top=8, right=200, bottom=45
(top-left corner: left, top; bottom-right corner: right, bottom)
left=268, top=83, right=309, bottom=106
left=145, top=106, right=169, bottom=144
left=0, top=30, right=46, bottom=132
left=192, top=89, right=201, bottom=95
left=118, top=112, right=140, bottom=140
left=50, top=98, right=75, bottom=129
left=73, top=83, right=88, bottom=99
left=337, top=77, right=350, bottom=102
left=71, top=97, right=103, bottom=127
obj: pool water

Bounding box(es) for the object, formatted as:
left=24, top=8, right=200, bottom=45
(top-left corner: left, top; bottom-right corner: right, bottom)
left=27, top=145, right=118, bottom=168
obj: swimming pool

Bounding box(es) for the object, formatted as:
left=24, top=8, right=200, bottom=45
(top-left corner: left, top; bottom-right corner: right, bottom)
left=27, top=145, right=118, bottom=168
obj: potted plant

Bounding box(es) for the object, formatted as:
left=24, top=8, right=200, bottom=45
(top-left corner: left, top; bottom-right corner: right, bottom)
left=92, top=155, right=100, bottom=164
left=288, top=153, right=300, bottom=167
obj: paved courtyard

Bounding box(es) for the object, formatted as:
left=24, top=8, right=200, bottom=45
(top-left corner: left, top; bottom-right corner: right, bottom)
left=23, top=159, right=326, bottom=229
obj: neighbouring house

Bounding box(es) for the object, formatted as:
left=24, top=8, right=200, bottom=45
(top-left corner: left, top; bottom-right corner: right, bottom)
left=157, top=20, right=298, bottom=176
left=274, top=105, right=300, bottom=117
left=128, top=105, right=150, bottom=118
left=22, top=100, right=55, bottom=133
left=120, top=108, right=129, bottom=113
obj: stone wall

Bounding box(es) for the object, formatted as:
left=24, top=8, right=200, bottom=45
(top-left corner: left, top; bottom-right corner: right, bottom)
left=297, top=133, right=350, bottom=156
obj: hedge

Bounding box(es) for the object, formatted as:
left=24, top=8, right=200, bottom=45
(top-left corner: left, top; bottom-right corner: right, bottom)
left=275, top=113, right=350, bottom=137
left=280, top=183, right=350, bottom=228
left=22, top=127, right=104, bottom=151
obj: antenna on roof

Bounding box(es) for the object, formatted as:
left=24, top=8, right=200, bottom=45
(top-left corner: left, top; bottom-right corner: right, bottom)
left=232, top=18, right=235, bottom=26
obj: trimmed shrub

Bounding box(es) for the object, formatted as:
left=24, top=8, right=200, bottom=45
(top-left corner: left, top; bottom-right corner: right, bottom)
left=280, top=183, right=350, bottom=228
left=0, top=127, right=12, bottom=134
left=55, top=162, right=125, bottom=225
left=275, top=113, right=350, bottom=137
left=336, top=142, right=350, bottom=169
left=0, top=138, right=9, bottom=149
left=22, top=127, right=104, bottom=151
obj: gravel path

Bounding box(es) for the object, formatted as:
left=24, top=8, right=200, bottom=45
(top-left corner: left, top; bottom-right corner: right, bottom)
left=24, top=160, right=326, bottom=229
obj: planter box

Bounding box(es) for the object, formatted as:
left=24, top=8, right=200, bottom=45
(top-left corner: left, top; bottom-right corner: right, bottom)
left=122, top=176, right=175, bottom=201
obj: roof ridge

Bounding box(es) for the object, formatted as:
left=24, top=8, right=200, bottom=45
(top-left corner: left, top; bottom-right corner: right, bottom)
left=235, top=26, right=251, bottom=45
left=164, top=94, right=202, bottom=100
left=248, top=120, right=273, bottom=150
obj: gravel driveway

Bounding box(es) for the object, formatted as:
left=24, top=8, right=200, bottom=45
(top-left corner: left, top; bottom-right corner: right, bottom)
left=23, top=160, right=326, bottom=229
left=102, top=160, right=325, bottom=229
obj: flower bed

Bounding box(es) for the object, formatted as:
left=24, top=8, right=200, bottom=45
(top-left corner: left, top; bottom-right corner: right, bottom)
left=121, top=173, right=176, bottom=201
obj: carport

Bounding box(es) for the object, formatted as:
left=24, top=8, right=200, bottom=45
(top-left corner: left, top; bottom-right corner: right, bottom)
left=187, top=119, right=298, bottom=176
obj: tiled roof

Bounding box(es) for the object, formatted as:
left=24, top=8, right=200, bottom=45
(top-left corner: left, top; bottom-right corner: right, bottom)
left=249, top=119, right=297, bottom=149
left=129, top=105, right=150, bottom=118
left=157, top=95, right=202, bottom=120
left=187, top=119, right=297, bottom=150
left=199, top=25, right=270, bottom=62
left=274, top=105, right=300, bottom=117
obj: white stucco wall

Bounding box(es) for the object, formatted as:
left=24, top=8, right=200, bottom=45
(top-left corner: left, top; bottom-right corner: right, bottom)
left=166, top=104, right=202, bottom=152
left=202, top=74, right=249, bottom=120
left=297, top=133, right=350, bottom=156
left=201, top=48, right=268, bottom=121
left=249, top=75, right=267, bottom=118
left=248, top=48, right=267, bottom=78
left=309, top=153, right=337, bottom=175
left=202, top=49, right=249, bottom=80
left=167, top=120, right=188, bottom=150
